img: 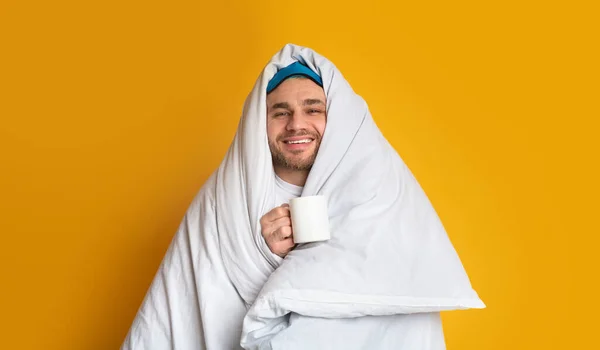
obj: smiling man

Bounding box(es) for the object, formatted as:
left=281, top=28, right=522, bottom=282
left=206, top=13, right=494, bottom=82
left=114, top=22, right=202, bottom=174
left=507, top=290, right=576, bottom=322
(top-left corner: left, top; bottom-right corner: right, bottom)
left=122, top=45, right=483, bottom=350
left=260, top=62, right=327, bottom=258
left=266, top=62, right=326, bottom=185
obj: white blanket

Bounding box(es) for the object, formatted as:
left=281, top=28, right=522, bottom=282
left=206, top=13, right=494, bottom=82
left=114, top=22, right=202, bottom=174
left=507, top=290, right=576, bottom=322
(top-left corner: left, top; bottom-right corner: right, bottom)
left=122, top=44, right=485, bottom=350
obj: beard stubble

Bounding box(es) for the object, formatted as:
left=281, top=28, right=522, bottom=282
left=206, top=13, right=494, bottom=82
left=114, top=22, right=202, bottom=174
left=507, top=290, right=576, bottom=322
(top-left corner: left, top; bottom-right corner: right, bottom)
left=268, top=130, right=322, bottom=171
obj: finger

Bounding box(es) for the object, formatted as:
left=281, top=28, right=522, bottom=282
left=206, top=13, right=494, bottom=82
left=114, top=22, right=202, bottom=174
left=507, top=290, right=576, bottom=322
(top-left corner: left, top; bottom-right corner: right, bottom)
left=274, top=237, right=295, bottom=254
left=272, top=225, right=292, bottom=242
left=263, top=205, right=291, bottom=222
left=271, top=216, right=291, bottom=229
left=261, top=216, right=291, bottom=239
left=282, top=238, right=296, bottom=252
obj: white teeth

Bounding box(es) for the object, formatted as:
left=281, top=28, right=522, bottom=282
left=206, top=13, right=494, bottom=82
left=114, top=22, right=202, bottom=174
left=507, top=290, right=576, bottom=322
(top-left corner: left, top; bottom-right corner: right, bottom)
left=286, top=139, right=312, bottom=144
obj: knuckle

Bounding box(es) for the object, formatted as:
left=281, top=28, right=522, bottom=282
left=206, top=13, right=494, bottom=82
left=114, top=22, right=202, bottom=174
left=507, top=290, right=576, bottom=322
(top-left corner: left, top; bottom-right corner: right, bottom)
left=277, top=207, right=288, bottom=216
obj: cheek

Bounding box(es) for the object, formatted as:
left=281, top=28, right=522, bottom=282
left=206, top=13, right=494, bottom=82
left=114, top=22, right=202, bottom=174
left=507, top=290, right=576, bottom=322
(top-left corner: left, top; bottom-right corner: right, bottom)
left=267, top=120, right=284, bottom=141
left=314, top=117, right=327, bottom=137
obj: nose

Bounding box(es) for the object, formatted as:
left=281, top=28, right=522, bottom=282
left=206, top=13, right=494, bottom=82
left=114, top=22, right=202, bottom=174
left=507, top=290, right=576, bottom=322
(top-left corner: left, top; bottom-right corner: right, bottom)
left=285, top=112, right=308, bottom=131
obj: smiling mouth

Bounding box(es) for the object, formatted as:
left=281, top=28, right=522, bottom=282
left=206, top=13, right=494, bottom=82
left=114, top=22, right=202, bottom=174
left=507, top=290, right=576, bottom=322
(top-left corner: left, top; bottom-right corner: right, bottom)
left=284, top=138, right=313, bottom=144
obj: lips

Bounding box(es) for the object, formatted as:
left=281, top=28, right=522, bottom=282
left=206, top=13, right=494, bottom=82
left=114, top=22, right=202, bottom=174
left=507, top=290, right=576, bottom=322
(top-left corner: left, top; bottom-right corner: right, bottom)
left=284, top=138, right=313, bottom=144
left=279, top=134, right=316, bottom=152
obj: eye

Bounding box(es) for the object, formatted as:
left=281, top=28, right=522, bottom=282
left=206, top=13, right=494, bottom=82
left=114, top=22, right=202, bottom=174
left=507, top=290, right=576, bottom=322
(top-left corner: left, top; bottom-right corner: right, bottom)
left=273, top=111, right=289, bottom=117
left=308, top=109, right=323, bottom=114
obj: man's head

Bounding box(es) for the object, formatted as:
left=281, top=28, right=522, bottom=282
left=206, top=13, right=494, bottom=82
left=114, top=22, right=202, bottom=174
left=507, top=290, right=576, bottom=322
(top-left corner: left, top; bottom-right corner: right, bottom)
left=266, top=73, right=327, bottom=184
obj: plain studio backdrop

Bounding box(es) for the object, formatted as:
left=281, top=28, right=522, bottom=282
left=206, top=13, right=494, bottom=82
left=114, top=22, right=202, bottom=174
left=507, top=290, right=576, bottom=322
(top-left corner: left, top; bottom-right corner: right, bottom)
left=0, top=1, right=598, bottom=349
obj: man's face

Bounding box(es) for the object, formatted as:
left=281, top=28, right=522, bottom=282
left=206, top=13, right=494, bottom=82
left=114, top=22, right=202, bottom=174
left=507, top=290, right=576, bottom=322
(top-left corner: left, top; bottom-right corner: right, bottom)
left=266, top=77, right=327, bottom=172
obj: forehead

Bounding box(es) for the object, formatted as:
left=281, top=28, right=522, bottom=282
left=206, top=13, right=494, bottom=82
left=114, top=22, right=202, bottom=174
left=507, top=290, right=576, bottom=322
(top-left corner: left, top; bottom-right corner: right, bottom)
left=266, top=78, right=326, bottom=106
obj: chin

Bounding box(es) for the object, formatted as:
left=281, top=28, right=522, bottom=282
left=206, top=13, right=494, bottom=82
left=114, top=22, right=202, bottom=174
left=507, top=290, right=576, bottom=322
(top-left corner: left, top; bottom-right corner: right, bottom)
left=287, top=156, right=315, bottom=169
left=285, top=151, right=312, bottom=161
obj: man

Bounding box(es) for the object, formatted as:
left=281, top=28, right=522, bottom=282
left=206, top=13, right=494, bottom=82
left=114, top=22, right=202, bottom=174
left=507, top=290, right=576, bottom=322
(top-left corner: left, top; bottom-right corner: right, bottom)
left=122, top=44, right=484, bottom=350
left=260, top=62, right=327, bottom=258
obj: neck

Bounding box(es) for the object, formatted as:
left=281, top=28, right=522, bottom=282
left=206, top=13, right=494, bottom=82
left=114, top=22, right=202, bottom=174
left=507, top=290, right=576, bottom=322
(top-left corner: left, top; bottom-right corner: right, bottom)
left=274, top=166, right=309, bottom=187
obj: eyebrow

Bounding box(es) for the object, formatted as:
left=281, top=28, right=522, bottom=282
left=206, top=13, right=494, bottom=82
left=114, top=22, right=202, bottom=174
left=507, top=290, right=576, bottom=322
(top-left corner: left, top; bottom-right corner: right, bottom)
left=303, top=99, right=325, bottom=106
left=270, top=102, right=290, bottom=110
left=270, top=99, right=325, bottom=110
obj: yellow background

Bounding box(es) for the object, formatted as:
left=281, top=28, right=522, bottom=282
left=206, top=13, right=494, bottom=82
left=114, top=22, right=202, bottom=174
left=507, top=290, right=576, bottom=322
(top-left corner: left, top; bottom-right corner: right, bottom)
left=1, top=0, right=598, bottom=349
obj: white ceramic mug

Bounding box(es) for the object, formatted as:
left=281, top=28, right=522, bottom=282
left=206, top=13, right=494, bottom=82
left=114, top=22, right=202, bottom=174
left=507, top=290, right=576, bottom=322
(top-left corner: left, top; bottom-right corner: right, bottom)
left=289, top=195, right=331, bottom=243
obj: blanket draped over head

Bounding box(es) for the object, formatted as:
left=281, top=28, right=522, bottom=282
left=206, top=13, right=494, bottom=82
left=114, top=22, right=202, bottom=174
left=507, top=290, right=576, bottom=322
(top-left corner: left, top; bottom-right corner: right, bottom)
left=122, top=43, right=485, bottom=350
